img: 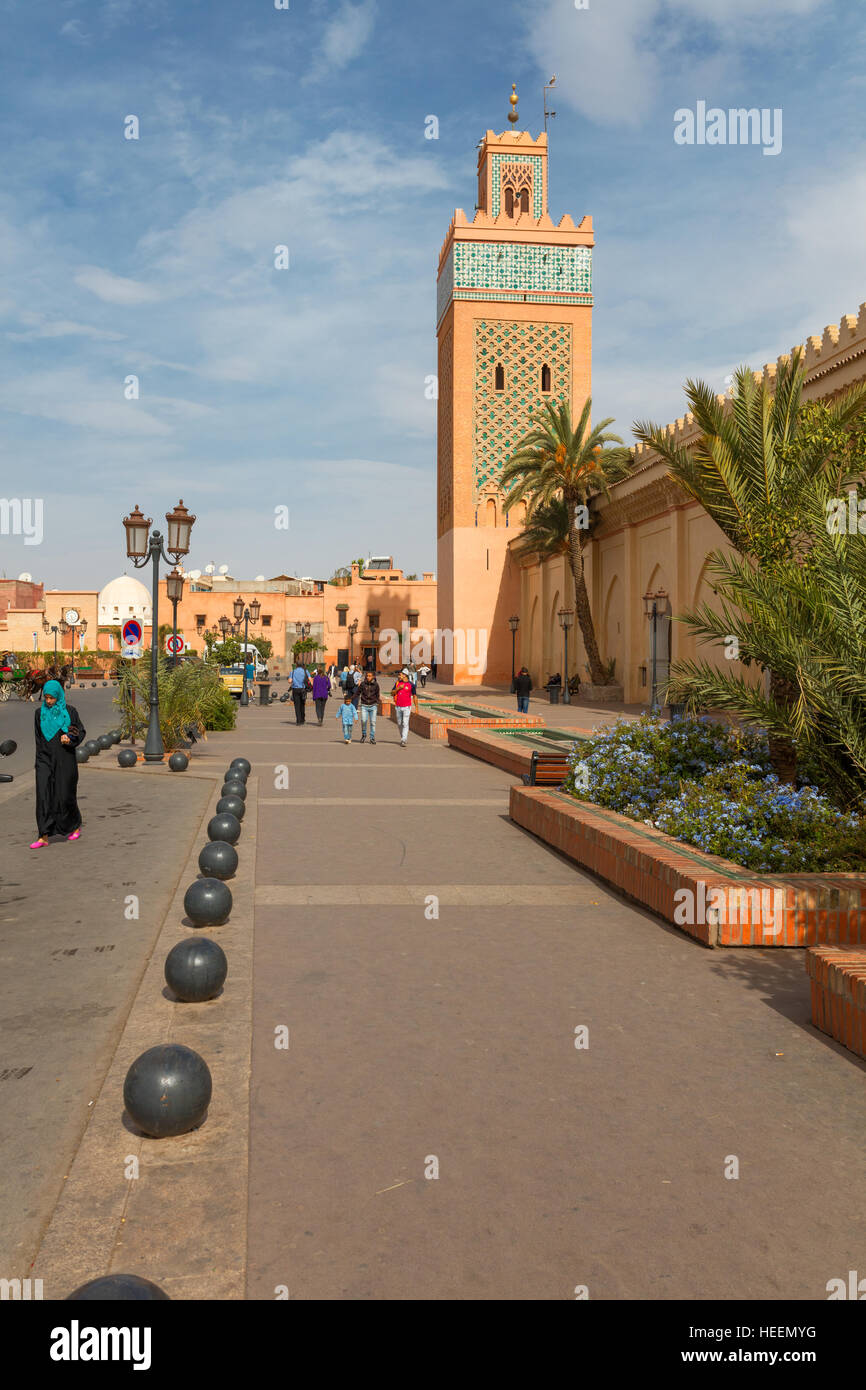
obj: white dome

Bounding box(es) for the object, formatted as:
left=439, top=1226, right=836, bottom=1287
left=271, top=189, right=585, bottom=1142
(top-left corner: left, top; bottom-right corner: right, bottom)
left=98, top=573, right=153, bottom=626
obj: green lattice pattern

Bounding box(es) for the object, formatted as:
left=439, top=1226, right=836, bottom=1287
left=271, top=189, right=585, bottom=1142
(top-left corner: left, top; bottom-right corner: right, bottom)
left=490, top=154, right=543, bottom=218
left=456, top=241, right=591, bottom=294
left=474, top=319, right=572, bottom=493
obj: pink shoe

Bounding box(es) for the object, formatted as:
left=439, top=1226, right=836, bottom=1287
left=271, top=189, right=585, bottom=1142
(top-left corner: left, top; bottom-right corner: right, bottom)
left=67, top=830, right=81, bottom=841
left=29, top=839, right=48, bottom=849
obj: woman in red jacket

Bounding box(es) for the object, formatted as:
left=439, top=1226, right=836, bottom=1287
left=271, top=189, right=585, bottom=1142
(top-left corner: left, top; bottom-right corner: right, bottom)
left=392, top=668, right=418, bottom=748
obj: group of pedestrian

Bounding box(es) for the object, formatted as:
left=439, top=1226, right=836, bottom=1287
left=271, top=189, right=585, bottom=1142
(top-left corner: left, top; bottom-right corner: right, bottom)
left=286, top=659, right=420, bottom=746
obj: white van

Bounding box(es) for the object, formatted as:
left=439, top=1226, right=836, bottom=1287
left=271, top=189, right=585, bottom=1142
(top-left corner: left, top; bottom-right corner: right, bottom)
left=213, top=641, right=267, bottom=676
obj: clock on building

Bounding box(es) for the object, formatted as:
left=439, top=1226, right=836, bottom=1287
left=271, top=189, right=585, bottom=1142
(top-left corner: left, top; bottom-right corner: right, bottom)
left=64, top=608, right=80, bottom=625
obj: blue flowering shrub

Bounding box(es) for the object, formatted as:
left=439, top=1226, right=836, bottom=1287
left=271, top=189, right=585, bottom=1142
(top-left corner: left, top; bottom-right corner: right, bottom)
left=563, top=715, right=866, bottom=872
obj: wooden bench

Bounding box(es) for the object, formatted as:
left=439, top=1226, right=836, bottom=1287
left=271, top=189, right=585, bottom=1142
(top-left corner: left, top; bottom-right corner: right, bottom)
left=521, top=749, right=572, bottom=787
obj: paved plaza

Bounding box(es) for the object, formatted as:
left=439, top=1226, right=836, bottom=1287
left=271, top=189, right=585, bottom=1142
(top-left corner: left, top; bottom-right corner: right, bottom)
left=1, top=687, right=864, bottom=1300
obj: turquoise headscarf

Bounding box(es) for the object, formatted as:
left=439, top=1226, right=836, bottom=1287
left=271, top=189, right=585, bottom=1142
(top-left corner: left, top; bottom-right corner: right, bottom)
left=40, top=680, right=71, bottom=741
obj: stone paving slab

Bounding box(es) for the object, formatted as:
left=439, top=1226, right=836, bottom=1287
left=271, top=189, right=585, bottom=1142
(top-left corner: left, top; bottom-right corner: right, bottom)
left=29, top=753, right=256, bottom=1300
left=244, top=699, right=866, bottom=1300
left=255, top=884, right=604, bottom=907
left=0, top=764, right=211, bottom=1282
left=247, top=902, right=866, bottom=1300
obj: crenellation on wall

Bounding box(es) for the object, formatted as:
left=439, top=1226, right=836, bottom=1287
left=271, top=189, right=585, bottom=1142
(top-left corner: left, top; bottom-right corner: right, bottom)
left=632, top=302, right=866, bottom=465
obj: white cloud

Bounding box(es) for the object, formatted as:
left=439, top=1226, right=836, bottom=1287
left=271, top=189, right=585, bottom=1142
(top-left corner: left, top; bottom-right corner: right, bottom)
left=74, top=266, right=165, bottom=306
left=60, top=19, right=90, bottom=44
left=0, top=368, right=172, bottom=435
left=7, top=314, right=125, bottom=343
left=304, top=0, right=377, bottom=84
left=527, top=0, right=831, bottom=128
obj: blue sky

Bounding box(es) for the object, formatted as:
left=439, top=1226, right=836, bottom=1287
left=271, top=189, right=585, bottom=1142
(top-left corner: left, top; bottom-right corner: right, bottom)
left=0, top=0, right=864, bottom=588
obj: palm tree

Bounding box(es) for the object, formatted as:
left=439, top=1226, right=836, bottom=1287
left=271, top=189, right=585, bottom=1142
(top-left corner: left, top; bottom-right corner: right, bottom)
left=510, top=497, right=570, bottom=561
left=634, top=351, right=866, bottom=780
left=634, top=350, right=866, bottom=563
left=501, top=399, right=631, bottom=686
left=664, top=477, right=866, bottom=805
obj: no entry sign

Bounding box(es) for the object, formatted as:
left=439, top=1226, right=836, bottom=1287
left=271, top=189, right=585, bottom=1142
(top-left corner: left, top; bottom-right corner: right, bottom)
left=122, top=618, right=143, bottom=646
left=165, top=634, right=184, bottom=655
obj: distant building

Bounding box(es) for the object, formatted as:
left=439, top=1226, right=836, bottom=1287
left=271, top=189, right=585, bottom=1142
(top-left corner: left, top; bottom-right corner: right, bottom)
left=97, top=574, right=152, bottom=627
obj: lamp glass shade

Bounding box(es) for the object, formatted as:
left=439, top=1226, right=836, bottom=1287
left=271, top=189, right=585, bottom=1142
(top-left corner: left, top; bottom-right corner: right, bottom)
left=79, top=619, right=87, bottom=633
left=642, top=591, right=654, bottom=617
left=166, top=567, right=185, bottom=603
left=219, top=615, right=230, bottom=636
left=123, top=504, right=152, bottom=558
left=557, top=608, right=574, bottom=630
left=233, top=596, right=244, bottom=621
left=165, top=499, right=195, bottom=556
left=59, top=618, right=69, bottom=634
left=248, top=598, right=261, bottom=624
left=508, top=615, right=520, bottom=632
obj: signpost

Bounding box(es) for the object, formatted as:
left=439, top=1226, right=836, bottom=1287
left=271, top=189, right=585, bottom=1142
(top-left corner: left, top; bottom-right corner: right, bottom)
left=121, top=619, right=144, bottom=743
left=165, top=634, right=183, bottom=657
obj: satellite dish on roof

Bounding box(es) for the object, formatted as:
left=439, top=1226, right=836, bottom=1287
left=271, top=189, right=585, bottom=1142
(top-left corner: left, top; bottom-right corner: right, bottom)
left=218, top=564, right=229, bottom=574
left=205, top=563, right=215, bottom=574
left=18, top=572, right=32, bottom=582
left=255, top=574, right=265, bottom=582
left=189, top=569, right=202, bottom=580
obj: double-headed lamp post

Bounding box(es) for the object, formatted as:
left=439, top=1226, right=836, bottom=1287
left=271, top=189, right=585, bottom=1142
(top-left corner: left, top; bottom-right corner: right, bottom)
left=166, top=566, right=185, bottom=669
left=508, top=614, right=520, bottom=687
left=42, top=616, right=59, bottom=664
left=234, top=596, right=262, bottom=706
left=123, top=500, right=196, bottom=761
left=557, top=608, right=574, bottom=706
left=58, top=612, right=86, bottom=685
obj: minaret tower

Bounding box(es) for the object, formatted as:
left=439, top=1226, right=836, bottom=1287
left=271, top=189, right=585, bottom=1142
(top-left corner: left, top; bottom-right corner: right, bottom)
left=435, top=86, right=594, bottom=683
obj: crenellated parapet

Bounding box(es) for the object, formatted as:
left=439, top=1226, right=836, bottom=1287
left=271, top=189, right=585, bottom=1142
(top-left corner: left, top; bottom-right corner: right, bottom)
left=631, top=302, right=866, bottom=468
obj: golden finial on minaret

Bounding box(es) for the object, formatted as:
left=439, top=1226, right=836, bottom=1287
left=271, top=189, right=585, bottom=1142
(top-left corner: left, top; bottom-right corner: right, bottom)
left=507, top=83, right=519, bottom=125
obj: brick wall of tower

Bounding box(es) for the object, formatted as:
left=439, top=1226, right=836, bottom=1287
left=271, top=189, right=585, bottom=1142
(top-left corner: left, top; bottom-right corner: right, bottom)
left=437, top=321, right=454, bottom=537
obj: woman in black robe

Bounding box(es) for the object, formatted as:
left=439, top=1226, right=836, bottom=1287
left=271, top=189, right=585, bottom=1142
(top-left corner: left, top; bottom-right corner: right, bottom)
left=31, top=679, right=86, bottom=847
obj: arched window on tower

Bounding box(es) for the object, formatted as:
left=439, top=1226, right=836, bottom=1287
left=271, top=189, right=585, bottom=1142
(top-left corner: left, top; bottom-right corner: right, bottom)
left=504, top=185, right=515, bottom=217
left=495, top=362, right=505, bottom=392
left=486, top=497, right=497, bottom=528
left=519, top=187, right=530, bottom=214
left=540, top=363, right=552, bottom=394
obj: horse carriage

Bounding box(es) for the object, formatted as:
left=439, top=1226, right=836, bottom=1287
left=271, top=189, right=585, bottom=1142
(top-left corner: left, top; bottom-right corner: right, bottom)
left=0, top=660, right=72, bottom=702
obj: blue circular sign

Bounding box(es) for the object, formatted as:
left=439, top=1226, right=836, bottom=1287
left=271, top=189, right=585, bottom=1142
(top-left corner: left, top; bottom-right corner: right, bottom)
left=122, top=618, right=143, bottom=645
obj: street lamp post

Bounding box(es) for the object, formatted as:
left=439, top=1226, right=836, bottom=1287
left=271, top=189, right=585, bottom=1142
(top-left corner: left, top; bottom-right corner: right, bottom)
left=508, top=614, right=520, bottom=689
left=166, top=566, right=185, bottom=669
left=369, top=619, right=378, bottom=673
left=123, top=501, right=196, bottom=762
left=233, top=596, right=262, bottom=706
left=557, top=608, right=574, bottom=706
left=42, top=617, right=59, bottom=665
left=348, top=618, right=358, bottom=665
left=642, top=588, right=670, bottom=713
left=58, top=612, right=85, bottom=685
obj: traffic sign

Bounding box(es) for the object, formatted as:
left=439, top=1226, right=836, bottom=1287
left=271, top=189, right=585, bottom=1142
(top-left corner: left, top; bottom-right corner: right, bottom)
left=122, top=619, right=143, bottom=645
left=165, top=634, right=184, bottom=655
left=122, top=644, right=142, bottom=660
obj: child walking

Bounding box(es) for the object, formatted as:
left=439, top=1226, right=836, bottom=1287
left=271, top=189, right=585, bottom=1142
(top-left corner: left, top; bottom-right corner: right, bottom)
left=336, top=692, right=359, bottom=743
